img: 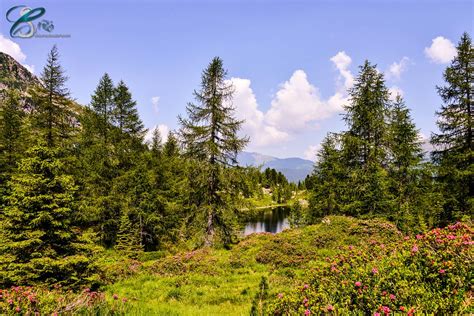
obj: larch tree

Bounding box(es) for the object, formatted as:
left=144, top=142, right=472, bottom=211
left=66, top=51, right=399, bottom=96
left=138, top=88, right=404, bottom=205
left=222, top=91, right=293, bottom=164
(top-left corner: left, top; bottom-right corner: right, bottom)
left=179, top=57, right=248, bottom=246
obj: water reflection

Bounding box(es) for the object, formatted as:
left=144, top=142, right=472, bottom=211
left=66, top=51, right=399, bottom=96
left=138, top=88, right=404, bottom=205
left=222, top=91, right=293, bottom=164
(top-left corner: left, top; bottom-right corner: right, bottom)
left=244, top=207, right=290, bottom=235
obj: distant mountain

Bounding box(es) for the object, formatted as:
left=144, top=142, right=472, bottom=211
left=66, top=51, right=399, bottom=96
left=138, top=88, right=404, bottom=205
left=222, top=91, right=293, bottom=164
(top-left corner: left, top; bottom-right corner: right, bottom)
left=237, top=152, right=314, bottom=183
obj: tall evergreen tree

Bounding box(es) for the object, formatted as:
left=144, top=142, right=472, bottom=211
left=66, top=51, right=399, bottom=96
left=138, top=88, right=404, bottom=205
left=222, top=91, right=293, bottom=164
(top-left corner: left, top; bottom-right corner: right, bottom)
left=90, top=73, right=115, bottom=143
left=387, top=95, right=425, bottom=228
left=431, top=32, right=474, bottom=220
left=341, top=60, right=391, bottom=215
left=0, top=144, right=91, bottom=286
left=113, top=80, right=145, bottom=138
left=308, top=133, right=346, bottom=221
left=179, top=57, right=248, bottom=245
left=32, top=45, right=74, bottom=148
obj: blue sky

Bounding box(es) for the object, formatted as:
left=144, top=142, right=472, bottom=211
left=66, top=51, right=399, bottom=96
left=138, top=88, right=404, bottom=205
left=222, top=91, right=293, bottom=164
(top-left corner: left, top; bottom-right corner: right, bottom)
left=0, top=0, right=473, bottom=159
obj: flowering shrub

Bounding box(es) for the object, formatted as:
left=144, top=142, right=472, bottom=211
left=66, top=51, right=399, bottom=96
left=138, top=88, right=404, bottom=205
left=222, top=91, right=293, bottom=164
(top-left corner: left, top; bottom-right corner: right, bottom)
left=267, top=222, right=473, bottom=314
left=0, top=286, right=128, bottom=315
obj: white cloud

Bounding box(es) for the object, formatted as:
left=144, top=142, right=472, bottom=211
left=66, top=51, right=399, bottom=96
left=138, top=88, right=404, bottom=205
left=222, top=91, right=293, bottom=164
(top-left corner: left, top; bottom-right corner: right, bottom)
left=230, top=51, right=354, bottom=150
left=386, top=57, right=410, bottom=80
left=304, top=144, right=321, bottom=161
left=230, top=78, right=289, bottom=147
left=388, top=86, right=404, bottom=101
left=151, top=96, right=160, bottom=114
left=330, top=51, right=354, bottom=91
left=424, top=36, right=457, bottom=64
left=145, top=124, right=169, bottom=144
left=0, top=33, right=35, bottom=73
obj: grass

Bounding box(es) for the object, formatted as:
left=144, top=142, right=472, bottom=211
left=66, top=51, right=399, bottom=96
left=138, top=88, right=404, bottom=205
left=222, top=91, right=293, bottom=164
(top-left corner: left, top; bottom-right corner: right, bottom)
left=100, top=216, right=403, bottom=315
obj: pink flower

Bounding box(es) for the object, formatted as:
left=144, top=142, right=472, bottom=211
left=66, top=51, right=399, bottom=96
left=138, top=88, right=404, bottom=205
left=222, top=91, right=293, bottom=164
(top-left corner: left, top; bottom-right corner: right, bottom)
left=303, top=298, right=308, bottom=304
left=327, top=305, right=334, bottom=311
left=400, top=306, right=406, bottom=311
left=374, top=313, right=381, bottom=316
left=416, top=234, right=423, bottom=240
left=15, top=307, right=21, bottom=312
left=355, top=281, right=362, bottom=287
left=446, top=234, right=456, bottom=240
left=372, top=267, right=379, bottom=275
left=303, top=284, right=309, bottom=290
left=411, top=245, right=418, bottom=253
left=389, top=294, right=396, bottom=301
left=113, top=294, right=118, bottom=300
left=404, top=236, right=410, bottom=240
left=8, top=299, right=13, bottom=305
left=305, top=309, right=311, bottom=316
left=381, top=291, right=387, bottom=296
left=122, top=297, right=128, bottom=303
left=439, top=269, right=446, bottom=274
left=348, top=245, right=354, bottom=250
left=382, top=306, right=391, bottom=315
left=277, top=293, right=283, bottom=299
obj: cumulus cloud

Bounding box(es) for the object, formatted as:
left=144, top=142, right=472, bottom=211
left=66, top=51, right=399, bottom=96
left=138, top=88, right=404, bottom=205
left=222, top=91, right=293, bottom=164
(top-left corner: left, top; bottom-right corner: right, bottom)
left=0, top=33, right=35, bottom=73
left=386, top=57, right=410, bottom=80
left=304, top=144, right=321, bottom=161
left=330, top=51, right=354, bottom=91
left=145, top=124, right=170, bottom=144
left=230, top=78, right=289, bottom=147
left=151, top=96, right=160, bottom=114
left=388, top=86, right=404, bottom=101
left=424, top=36, right=457, bottom=64
left=230, top=51, right=354, bottom=150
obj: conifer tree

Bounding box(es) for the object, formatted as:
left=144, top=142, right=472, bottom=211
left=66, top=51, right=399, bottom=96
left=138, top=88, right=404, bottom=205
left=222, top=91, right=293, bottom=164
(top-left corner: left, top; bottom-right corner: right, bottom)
left=431, top=32, right=474, bottom=220
left=32, top=45, right=74, bottom=148
left=113, top=80, right=145, bottom=138
left=115, top=211, right=143, bottom=258
left=387, top=95, right=425, bottom=228
left=341, top=60, right=391, bottom=215
left=0, top=144, right=91, bottom=286
left=90, top=73, right=115, bottom=143
left=179, top=57, right=248, bottom=245
left=308, top=133, right=346, bottom=221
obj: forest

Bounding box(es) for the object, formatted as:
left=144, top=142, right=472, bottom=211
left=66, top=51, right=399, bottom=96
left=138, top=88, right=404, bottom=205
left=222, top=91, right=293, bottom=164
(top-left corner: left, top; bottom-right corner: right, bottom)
left=0, top=32, right=472, bottom=314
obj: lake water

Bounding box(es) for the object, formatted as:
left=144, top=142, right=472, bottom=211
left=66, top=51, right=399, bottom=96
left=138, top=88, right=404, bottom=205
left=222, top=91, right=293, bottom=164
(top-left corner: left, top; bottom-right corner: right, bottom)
left=243, top=206, right=290, bottom=235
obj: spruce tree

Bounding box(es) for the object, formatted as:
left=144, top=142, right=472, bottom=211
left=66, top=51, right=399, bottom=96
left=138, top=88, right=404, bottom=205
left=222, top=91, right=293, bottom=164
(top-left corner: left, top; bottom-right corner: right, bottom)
left=0, top=144, right=91, bottom=286
left=341, top=60, right=391, bottom=215
left=32, top=45, right=74, bottom=148
left=431, top=32, right=474, bottom=220
left=179, top=57, right=248, bottom=245
left=113, top=80, right=145, bottom=138
left=387, top=95, right=425, bottom=229
left=115, top=210, right=143, bottom=258
left=308, top=133, right=346, bottom=221
left=90, top=73, right=115, bottom=143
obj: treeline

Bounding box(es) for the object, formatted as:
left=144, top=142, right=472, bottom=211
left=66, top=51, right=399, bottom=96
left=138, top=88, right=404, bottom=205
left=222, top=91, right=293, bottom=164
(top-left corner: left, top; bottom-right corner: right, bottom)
left=306, top=32, right=473, bottom=232
left=0, top=51, right=267, bottom=286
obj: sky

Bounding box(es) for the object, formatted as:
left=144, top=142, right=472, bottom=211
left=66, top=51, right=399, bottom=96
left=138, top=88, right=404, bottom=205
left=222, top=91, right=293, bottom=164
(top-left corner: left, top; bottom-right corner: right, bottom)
left=0, top=0, right=473, bottom=159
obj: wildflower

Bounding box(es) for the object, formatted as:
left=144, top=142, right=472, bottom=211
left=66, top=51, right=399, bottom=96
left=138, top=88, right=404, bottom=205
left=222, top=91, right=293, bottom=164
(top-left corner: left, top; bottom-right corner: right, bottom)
left=446, top=234, right=456, bottom=240
left=411, top=245, right=418, bottom=253
left=348, top=245, right=354, bottom=250
left=382, top=306, right=390, bottom=315
left=303, top=284, right=309, bottom=290
left=404, top=236, right=410, bottom=240
left=327, top=305, right=334, bottom=311
left=400, top=306, right=406, bottom=311
left=355, top=281, right=362, bottom=287
left=277, top=293, right=283, bottom=299
left=389, top=294, right=396, bottom=301
left=303, top=298, right=308, bottom=304
left=8, top=299, right=13, bottom=305
left=416, top=234, right=423, bottom=240
left=439, top=269, right=446, bottom=274
left=381, top=291, right=387, bottom=296
left=374, top=313, right=380, bottom=316
left=84, top=288, right=90, bottom=293
left=113, top=294, right=119, bottom=300
left=372, top=267, right=379, bottom=275
left=122, top=297, right=128, bottom=303
left=15, top=307, right=21, bottom=313
left=305, top=309, right=311, bottom=315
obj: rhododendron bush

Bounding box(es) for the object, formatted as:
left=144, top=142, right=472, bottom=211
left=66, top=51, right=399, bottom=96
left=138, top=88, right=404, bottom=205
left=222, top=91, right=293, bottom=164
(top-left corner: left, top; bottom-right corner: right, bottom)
left=267, top=222, right=473, bottom=314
